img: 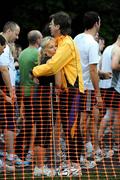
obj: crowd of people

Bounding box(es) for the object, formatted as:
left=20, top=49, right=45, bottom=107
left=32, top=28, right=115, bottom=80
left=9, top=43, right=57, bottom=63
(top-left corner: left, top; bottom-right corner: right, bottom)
left=0, top=10, right=119, bottom=177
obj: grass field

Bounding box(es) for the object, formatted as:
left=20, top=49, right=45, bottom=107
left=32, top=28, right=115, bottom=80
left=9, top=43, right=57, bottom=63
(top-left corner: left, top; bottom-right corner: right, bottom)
left=0, top=153, right=120, bottom=180
left=0, top=130, right=120, bottom=179
left=0, top=172, right=119, bottom=180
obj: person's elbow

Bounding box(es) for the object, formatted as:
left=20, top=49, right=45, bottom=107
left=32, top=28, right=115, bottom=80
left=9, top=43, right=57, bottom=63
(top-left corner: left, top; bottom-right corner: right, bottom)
left=32, top=66, right=40, bottom=77
left=0, top=66, right=8, bottom=73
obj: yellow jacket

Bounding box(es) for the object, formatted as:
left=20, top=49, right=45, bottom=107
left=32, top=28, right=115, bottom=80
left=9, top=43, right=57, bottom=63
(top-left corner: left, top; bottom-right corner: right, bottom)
left=33, top=35, right=84, bottom=93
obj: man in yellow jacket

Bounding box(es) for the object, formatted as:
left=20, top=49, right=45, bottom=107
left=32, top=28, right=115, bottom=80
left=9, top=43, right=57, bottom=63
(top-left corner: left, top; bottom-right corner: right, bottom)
left=33, top=11, right=84, bottom=177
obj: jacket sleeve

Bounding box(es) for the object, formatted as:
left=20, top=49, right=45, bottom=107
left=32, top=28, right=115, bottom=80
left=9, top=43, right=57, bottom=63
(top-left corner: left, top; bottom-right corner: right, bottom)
left=32, top=43, right=72, bottom=77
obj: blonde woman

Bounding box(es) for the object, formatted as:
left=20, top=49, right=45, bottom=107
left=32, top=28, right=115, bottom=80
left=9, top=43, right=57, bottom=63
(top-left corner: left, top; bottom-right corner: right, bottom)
left=34, top=36, right=62, bottom=176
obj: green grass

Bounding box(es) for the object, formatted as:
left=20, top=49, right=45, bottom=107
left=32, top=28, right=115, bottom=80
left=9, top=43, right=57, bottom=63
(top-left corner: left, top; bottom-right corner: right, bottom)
left=0, top=152, right=119, bottom=179
left=0, top=171, right=119, bottom=180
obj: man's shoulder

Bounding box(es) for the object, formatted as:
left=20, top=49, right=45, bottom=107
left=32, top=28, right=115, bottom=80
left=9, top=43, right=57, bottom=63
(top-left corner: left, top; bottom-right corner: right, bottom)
left=102, top=44, right=113, bottom=55
left=61, top=35, right=74, bottom=47
left=0, top=44, right=9, bottom=56
left=112, top=44, right=120, bottom=55
left=74, top=33, right=84, bottom=41
left=20, top=47, right=38, bottom=57
left=74, top=33, right=96, bottom=44
left=0, top=45, right=10, bottom=66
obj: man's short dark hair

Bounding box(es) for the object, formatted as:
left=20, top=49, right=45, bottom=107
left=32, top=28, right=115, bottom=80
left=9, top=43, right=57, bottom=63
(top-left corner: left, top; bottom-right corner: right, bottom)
left=50, top=11, right=72, bottom=35
left=83, top=11, right=100, bottom=30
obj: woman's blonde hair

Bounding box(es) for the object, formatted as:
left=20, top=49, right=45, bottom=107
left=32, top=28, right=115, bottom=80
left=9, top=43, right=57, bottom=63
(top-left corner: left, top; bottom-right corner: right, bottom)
left=39, top=36, right=54, bottom=64
left=41, top=36, right=54, bottom=50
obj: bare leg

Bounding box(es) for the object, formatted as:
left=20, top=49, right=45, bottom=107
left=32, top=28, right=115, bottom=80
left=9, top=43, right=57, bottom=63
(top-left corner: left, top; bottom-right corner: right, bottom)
left=112, top=110, right=120, bottom=146
left=80, top=112, right=88, bottom=144
left=88, top=113, right=100, bottom=151
left=34, top=146, right=46, bottom=168
left=28, top=123, right=36, bottom=153
left=54, top=112, right=61, bottom=152
left=98, top=109, right=112, bottom=142
left=4, top=129, right=16, bottom=154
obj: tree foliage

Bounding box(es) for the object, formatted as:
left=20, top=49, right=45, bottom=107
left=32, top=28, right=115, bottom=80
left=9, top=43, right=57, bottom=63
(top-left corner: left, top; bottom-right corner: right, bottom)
left=1, top=0, right=120, bottom=47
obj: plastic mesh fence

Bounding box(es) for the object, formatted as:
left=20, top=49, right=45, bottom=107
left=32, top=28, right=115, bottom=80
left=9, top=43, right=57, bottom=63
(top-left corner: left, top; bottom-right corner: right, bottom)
left=0, top=86, right=120, bottom=179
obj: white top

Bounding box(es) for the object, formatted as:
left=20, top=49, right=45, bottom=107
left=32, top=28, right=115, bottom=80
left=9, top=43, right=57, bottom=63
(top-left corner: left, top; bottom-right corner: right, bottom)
left=74, top=33, right=99, bottom=90
left=99, top=44, right=114, bottom=89
left=111, top=45, right=120, bottom=93
left=0, top=44, right=16, bottom=86
left=112, top=73, right=120, bottom=93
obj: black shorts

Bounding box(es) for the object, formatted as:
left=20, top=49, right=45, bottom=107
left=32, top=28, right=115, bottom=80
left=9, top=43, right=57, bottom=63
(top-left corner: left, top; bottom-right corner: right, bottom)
left=34, top=86, right=56, bottom=148
left=0, top=101, right=16, bottom=131
left=101, top=88, right=120, bottom=109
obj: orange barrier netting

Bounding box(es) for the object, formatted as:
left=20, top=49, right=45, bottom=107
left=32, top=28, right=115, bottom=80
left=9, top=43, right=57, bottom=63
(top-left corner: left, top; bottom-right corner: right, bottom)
left=0, top=86, right=120, bottom=179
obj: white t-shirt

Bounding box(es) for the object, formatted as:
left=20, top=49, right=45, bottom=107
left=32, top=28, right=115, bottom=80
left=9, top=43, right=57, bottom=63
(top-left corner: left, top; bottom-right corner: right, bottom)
left=0, top=44, right=16, bottom=86
left=74, top=33, right=99, bottom=90
left=99, top=44, right=114, bottom=89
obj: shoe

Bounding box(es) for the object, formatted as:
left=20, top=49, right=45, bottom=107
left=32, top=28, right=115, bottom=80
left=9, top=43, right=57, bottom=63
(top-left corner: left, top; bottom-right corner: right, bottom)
left=0, top=133, right=5, bottom=143
left=86, top=141, right=93, bottom=157
left=95, top=149, right=104, bottom=162
left=34, top=165, right=56, bottom=176
left=56, top=162, right=67, bottom=172
left=104, top=149, right=114, bottom=158
left=87, top=151, right=94, bottom=158
left=71, top=162, right=82, bottom=177
left=113, top=143, right=119, bottom=152
left=25, top=152, right=33, bottom=163
left=56, top=150, right=66, bottom=163
left=7, top=154, right=30, bottom=167
left=0, top=160, right=15, bottom=173
left=3, top=164, right=15, bottom=172
left=57, top=162, right=82, bottom=177
left=34, top=166, right=42, bottom=176
left=0, top=151, right=8, bottom=158
left=16, top=128, right=21, bottom=136
left=80, top=155, right=96, bottom=169
left=60, top=137, right=66, bottom=150
left=104, top=127, right=111, bottom=135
